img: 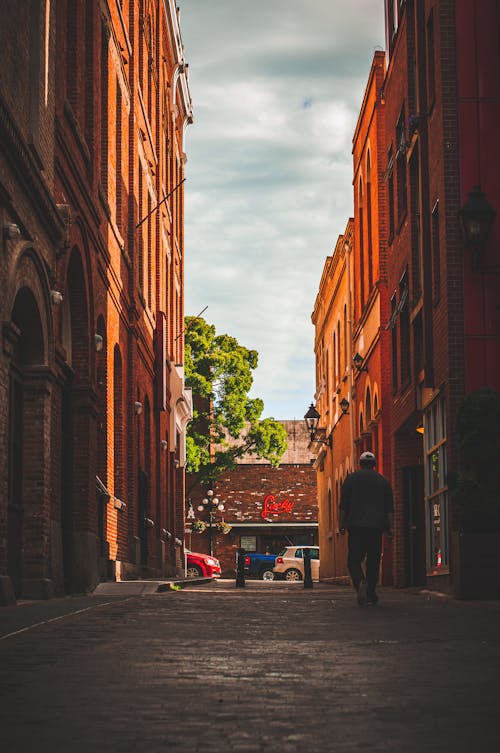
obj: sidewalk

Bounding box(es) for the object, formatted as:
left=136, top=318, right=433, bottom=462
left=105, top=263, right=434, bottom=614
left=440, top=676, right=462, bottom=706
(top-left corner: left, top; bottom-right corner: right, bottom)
left=1, top=581, right=499, bottom=753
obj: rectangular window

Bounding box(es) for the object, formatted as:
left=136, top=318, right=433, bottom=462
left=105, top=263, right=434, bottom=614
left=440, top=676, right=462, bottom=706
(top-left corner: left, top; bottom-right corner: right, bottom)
left=100, top=24, right=109, bottom=194
left=399, top=271, right=410, bottom=387
left=240, top=536, right=256, bottom=552
left=432, top=201, right=441, bottom=304
left=424, top=397, right=448, bottom=572
left=391, top=293, right=398, bottom=391
left=387, top=146, right=395, bottom=243
left=116, top=81, right=122, bottom=231
left=427, top=9, right=436, bottom=109
left=396, top=111, right=407, bottom=224
left=409, top=145, right=422, bottom=300
left=413, top=312, right=424, bottom=376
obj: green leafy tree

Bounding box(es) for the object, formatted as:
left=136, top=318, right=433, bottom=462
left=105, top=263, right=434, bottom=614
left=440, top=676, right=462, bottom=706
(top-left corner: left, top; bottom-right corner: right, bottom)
left=184, top=316, right=288, bottom=490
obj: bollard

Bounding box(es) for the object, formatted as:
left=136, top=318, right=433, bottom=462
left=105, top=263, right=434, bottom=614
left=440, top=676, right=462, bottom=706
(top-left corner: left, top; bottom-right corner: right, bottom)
left=236, top=547, right=246, bottom=588
left=303, top=547, right=313, bottom=589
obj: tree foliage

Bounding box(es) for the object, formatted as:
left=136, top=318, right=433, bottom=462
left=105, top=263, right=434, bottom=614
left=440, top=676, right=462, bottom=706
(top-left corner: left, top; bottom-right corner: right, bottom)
left=184, top=316, right=288, bottom=488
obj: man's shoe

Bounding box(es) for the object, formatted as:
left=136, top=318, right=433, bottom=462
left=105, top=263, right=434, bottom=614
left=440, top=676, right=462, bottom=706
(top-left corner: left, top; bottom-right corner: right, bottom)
left=357, top=580, right=368, bottom=606
left=366, top=592, right=378, bottom=606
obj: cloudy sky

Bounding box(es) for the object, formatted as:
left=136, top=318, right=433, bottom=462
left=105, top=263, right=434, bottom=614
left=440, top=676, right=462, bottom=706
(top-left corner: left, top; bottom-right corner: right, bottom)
left=179, top=1, right=385, bottom=420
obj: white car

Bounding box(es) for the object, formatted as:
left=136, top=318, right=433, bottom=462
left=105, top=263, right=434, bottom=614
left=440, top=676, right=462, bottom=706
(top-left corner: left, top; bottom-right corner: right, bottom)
left=273, top=546, right=320, bottom=581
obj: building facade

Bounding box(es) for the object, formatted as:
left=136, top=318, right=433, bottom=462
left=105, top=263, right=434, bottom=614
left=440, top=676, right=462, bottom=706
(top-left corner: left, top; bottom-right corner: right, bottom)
left=0, top=0, right=192, bottom=604
left=383, top=0, right=500, bottom=591
left=186, top=421, right=318, bottom=578
left=311, top=1, right=499, bottom=593
left=311, top=224, right=353, bottom=581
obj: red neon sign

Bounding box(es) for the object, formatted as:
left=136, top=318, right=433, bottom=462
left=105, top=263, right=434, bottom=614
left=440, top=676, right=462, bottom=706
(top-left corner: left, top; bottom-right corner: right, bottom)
left=261, top=494, right=294, bottom=519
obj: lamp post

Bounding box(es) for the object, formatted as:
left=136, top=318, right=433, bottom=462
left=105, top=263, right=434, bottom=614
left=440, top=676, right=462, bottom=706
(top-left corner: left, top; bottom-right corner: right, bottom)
left=198, top=488, right=225, bottom=556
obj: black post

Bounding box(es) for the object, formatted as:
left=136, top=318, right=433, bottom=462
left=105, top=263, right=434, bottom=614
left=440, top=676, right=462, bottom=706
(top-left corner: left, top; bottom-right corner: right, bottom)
left=303, top=547, right=313, bottom=589
left=236, top=548, right=246, bottom=588
left=208, top=507, right=213, bottom=556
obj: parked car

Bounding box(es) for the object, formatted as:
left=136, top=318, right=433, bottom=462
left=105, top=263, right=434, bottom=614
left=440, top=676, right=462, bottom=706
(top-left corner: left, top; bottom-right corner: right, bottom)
left=243, top=552, right=276, bottom=580
left=273, top=546, right=320, bottom=581
left=185, top=550, right=221, bottom=578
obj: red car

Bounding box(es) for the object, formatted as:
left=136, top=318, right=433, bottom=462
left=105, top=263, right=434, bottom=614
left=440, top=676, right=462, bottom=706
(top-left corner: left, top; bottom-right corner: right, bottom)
left=185, top=550, right=221, bottom=578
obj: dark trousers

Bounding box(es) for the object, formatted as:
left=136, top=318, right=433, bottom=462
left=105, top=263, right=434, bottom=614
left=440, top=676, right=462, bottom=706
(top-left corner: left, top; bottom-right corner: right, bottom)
left=347, top=526, right=383, bottom=596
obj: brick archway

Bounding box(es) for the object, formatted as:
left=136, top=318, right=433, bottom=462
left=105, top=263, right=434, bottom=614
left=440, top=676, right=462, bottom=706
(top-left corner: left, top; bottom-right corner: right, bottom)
left=60, top=247, right=98, bottom=593
left=8, top=286, right=47, bottom=597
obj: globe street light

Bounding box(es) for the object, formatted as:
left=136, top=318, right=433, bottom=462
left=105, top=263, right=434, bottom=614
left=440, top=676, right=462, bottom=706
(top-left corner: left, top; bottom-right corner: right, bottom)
left=198, top=489, right=225, bottom=556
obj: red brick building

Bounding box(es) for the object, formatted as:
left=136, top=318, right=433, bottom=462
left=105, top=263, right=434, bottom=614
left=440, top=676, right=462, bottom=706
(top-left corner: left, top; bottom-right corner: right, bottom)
left=0, top=1, right=192, bottom=604
left=311, top=223, right=353, bottom=582
left=186, top=421, right=318, bottom=577
left=311, top=1, right=499, bottom=594
left=382, top=0, right=500, bottom=591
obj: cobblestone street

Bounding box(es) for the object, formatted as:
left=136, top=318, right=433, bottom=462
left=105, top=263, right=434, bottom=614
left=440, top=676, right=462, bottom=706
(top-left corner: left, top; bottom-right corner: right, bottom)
left=1, top=581, right=500, bottom=753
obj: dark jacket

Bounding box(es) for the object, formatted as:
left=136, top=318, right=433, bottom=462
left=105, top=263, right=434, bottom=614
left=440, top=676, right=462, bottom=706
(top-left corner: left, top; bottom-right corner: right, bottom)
left=339, top=469, right=394, bottom=531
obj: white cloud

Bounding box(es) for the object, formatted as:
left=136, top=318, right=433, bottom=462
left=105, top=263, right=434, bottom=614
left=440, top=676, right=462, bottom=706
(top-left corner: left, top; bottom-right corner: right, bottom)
left=179, top=0, right=385, bottom=419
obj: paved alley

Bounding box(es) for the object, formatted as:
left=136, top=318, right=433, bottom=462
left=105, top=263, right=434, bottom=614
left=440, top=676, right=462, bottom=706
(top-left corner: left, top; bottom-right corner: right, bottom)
left=1, top=581, right=499, bottom=753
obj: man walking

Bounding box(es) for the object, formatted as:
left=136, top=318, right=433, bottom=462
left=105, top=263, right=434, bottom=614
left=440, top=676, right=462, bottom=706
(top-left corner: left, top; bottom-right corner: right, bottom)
left=340, top=451, right=393, bottom=606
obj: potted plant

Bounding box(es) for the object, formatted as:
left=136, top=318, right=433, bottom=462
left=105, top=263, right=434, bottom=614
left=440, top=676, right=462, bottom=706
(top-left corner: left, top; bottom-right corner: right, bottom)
left=214, top=521, right=232, bottom=535
left=448, top=388, right=500, bottom=598
left=191, top=519, right=207, bottom=534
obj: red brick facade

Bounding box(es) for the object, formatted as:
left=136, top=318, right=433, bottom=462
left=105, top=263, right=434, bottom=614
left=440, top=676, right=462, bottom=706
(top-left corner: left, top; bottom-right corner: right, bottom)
left=0, top=1, right=192, bottom=603
left=312, top=1, right=500, bottom=593
left=186, top=421, right=318, bottom=577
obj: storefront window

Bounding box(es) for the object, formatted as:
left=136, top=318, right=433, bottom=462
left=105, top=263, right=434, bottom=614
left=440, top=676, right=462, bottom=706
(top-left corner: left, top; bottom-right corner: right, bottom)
left=424, top=397, right=448, bottom=571
left=240, top=536, right=256, bottom=552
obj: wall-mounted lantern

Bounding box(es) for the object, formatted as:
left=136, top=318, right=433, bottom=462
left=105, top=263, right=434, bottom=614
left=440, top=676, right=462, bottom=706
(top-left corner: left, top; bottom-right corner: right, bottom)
left=304, top=403, right=332, bottom=448
left=459, top=185, right=495, bottom=270
left=352, top=352, right=368, bottom=372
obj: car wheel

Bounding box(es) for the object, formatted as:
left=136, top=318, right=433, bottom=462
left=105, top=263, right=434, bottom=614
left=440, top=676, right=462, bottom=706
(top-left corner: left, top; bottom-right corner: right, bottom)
left=284, top=568, right=302, bottom=582
left=260, top=569, right=275, bottom=581
left=186, top=564, right=203, bottom=578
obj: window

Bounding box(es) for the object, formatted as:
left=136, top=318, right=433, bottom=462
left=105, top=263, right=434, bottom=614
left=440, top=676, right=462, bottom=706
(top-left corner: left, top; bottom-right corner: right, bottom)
left=240, top=536, right=256, bottom=552
left=390, top=293, right=398, bottom=391
left=113, top=346, right=124, bottom=501
left=424, top=398, right=448, bottom=571
left=427, top=9, right=436, bottom=109
left=343, top=304, right=348, bottom=374
left=365, top=387, right=372, bottom=423
left=358, top=178, right=365, bottom=307
left=116, top=81, right=123, bottom=231
left=413, top=312, right=424, bottom=376
left=337, top=320, right=341, bottom=382
left=100, top=24, right=109, bottom=194
left=396, top=110, right=407, bottom=224
left=333, top=331, right=337, bottom=386
left=432, top=201, right=441, bottom=304
left=366, top=152, right=374, bottom=290
left=399, top=271, right=410, bottom=387
left=409, top=145, right=422, bottom=300
left=387, top=146, right=395, bottom=242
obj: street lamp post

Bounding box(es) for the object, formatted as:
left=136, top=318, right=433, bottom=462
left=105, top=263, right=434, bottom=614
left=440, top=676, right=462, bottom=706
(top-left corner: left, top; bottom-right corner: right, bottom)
left=198, top=489, right=225, bottom=556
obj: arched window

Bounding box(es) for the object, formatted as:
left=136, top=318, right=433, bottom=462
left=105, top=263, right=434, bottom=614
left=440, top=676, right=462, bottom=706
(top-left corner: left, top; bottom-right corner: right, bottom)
left=358, top=177, right=365, bottom=308
left=366, top=151, right=374, bottom=290
left=113, top=345, right=124, bottom=501
left=366, top=387, right=372, bottom=423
